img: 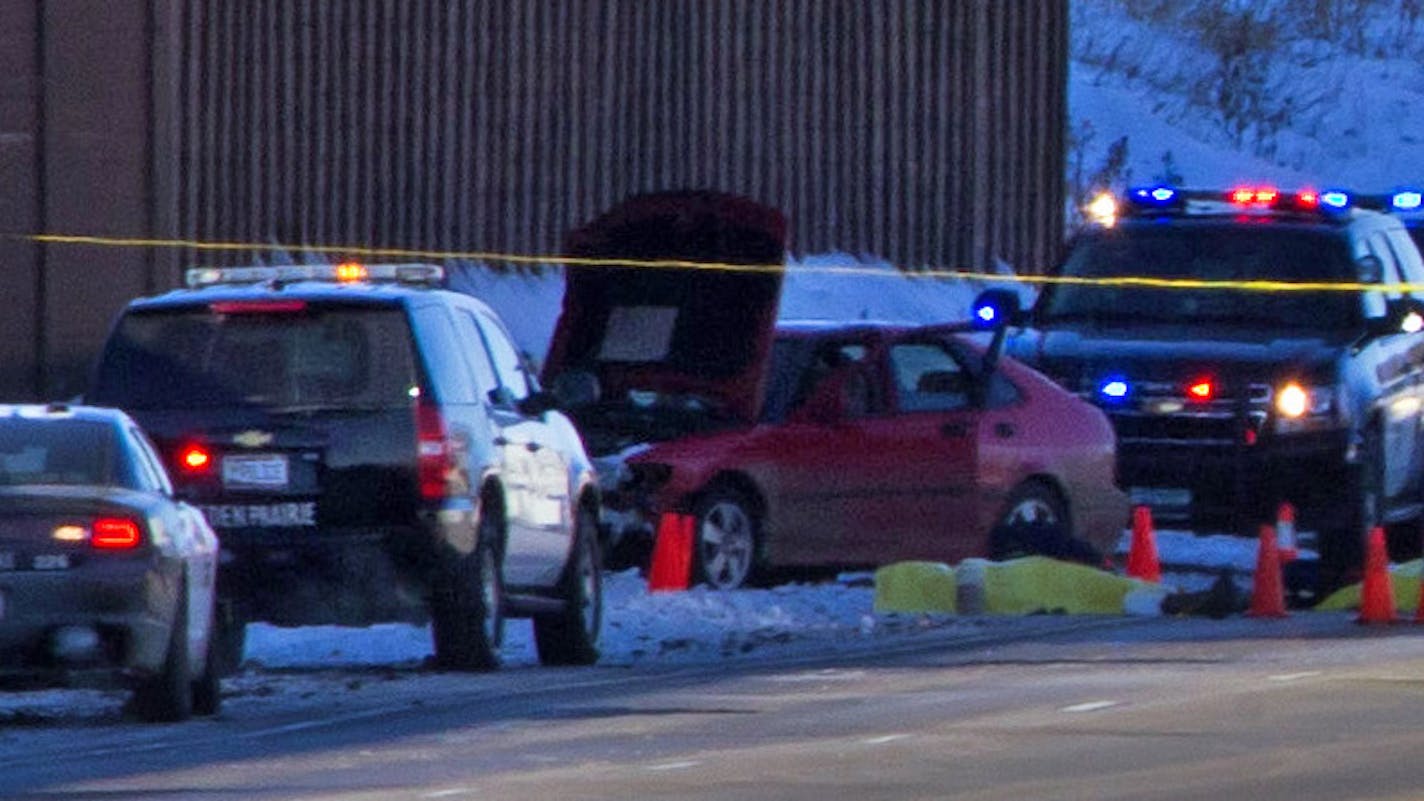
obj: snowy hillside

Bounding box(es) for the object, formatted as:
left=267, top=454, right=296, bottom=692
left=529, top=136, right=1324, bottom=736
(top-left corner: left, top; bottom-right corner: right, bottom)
left=1068, top=0, right=1424, bottom=203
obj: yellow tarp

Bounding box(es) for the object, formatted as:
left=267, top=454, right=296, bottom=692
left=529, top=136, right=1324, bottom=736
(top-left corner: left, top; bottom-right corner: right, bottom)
left=1315, top=559, right=1423, bottom=613
left=982, top=556, right=1160, bottom=615
left=873, top=561, right=958, bottom=614
left=874, top=556, right=1165, bottom=616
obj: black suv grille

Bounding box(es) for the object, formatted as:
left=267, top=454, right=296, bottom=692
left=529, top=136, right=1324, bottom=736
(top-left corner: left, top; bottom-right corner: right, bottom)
left=1111, top=412, right=1238, bottom=444
left=1081, top=380, right=1270, bottom=446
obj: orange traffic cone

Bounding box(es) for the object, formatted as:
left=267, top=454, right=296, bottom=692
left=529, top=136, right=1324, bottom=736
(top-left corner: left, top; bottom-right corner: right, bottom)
left=1246, top=524, right=1288, bottom=618
left=647, top=513, right=695, bottom=592
left=1125, top=505, right=1161, bottom=583
left=1357, top=526, right=1396, bottom=625
left=1275, top=502, right=1299, bottom=563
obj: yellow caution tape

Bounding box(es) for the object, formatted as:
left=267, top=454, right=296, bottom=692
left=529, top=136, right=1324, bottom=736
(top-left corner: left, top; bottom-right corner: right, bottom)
left=15, top=232, right=1413, bottom=292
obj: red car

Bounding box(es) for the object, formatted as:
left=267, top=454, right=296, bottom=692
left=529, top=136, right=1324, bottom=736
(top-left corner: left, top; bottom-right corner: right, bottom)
left=544, top=191, right=1128, bottom=589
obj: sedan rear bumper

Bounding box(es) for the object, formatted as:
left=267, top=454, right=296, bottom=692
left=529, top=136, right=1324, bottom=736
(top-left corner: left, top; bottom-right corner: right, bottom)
left=0, top=563, right=173, bottom=684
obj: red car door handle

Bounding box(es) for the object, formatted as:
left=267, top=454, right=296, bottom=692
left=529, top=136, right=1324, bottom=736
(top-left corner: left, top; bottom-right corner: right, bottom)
left=995, top=422, right=1015, bottom=438
left=940, top=422, right=969, bottom=438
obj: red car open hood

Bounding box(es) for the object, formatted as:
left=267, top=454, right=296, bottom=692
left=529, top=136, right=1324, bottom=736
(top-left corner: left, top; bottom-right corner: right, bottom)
left=543, top=191, right=787, bottom=422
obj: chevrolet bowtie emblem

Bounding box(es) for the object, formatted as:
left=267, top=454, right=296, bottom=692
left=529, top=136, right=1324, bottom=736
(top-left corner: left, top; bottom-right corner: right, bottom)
left=233, top=430, right=274, bottom=448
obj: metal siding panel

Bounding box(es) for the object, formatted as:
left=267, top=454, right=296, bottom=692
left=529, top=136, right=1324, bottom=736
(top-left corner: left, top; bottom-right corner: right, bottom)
left=159, top=0, right=1066, bottom=280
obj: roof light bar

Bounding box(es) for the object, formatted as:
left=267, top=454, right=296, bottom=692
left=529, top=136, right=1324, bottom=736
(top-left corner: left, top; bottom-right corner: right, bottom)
left=185, top=263, right=445, bottom=289
left=1115, top=185, right=1361, bottom=220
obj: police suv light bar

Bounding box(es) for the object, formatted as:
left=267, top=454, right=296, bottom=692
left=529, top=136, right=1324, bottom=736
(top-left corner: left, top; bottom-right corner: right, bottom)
left=186, top=263, right=445, bottom=288
left=1116, top=185, right=1355, bottom=219
left=1348, top=189, right=1423, bottom=215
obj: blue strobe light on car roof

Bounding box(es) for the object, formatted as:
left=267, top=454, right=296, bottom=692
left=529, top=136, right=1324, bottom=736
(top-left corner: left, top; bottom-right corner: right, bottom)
left=1319, top=190, right=1352, bottom=210
left=1393, top=190, right=1423, bottom=212
left=1135, top=186, right=1178, bottom=204
left=1125, top=185, right=1183, bottom=211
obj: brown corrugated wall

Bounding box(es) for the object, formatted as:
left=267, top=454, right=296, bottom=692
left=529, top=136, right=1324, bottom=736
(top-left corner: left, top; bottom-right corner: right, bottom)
left=170, top=0, right=1066, bottom=274
left=0, top=0, right=1066, bottom=399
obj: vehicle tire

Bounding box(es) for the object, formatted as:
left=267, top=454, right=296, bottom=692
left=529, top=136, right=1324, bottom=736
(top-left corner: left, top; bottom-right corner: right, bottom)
left=692, top=488, right=760, bottom=590
left=132, top=587, right=194, bottom=723
left=430, top=515, right=504, bottom=672
left=211, top=601, right=246, bottom=677
left=534, top=506, right=603, bottom=666
left=989, top=481, right=1096, bottom=564
left=1316, top=432, right=1378, bottom=598
left=191, top=606, right=224, bottom=717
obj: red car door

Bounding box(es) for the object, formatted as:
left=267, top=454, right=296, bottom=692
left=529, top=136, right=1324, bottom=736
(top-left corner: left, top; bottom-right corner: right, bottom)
left=754, top=336, right=889, bottom=568
left=847, top=338, right=982, bottom=565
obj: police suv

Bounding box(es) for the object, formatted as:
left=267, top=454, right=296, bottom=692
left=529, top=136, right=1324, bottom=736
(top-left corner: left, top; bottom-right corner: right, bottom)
left=1000, top=186, right=1424, bottom=596
left=88, top=263, right=603, bottom=672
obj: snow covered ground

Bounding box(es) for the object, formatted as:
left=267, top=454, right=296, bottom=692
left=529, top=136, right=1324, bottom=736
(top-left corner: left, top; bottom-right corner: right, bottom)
left=241, top=528, right=1265, bottom=674
left=0, top=530, right=1264, bottom=723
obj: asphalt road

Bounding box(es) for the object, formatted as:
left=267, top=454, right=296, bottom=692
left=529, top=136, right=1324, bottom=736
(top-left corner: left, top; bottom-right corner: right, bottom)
left=2, top=612, right=1422, bottom=800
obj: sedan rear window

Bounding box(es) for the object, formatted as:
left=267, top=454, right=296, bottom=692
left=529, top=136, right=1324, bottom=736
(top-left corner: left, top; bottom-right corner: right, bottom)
left=0, top=419, right=113, bottom=486
left=91, top=305, right=419, bottom=410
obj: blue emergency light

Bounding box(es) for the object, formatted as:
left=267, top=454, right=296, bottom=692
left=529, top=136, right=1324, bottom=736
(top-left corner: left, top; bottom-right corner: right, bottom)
left=971, top=301, right=999, bottom=328
left=1319, top=190, right=1352, bottom=210
left=1127, top=185, right=1181, bottom=209
left=1393, top=190, right=1423, bottom=212
left=1098, top=378, right=1130, bottom=402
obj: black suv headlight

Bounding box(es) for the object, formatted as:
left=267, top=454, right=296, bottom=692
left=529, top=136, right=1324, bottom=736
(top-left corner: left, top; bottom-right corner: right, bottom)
left=1273, top=382, right=1337, bottom=432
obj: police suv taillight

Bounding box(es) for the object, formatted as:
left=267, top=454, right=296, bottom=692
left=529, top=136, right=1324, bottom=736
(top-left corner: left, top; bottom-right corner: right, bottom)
left=178, top=443, right=214, bottom=474
left=415, top=401, right=454, bottom=500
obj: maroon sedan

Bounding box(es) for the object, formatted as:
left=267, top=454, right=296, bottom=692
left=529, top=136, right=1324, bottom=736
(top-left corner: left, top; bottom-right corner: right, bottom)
left=544, top=191, right=1127, bottom=589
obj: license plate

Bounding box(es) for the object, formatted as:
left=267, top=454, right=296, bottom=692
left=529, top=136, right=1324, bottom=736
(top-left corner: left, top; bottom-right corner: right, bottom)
left=222, top=454, right=290, bottom=488
left=1129, top=486, right=1192, bottom=509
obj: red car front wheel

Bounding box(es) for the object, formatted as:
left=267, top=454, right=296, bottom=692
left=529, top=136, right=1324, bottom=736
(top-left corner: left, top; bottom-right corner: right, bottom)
left=693, top=489, right=759, bottom=590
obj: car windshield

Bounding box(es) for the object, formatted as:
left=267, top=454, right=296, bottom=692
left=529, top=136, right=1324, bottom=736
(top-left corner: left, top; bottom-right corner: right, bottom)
left=1041, top=226, right=1363, bottom=330
left=89, top=306, right=420, bottom=411
left=0, top=418, right=113, bottom=486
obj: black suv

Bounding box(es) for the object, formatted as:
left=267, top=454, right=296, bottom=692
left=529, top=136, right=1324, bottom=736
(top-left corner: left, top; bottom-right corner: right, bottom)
left=1000, top=186, right=1424, bottom=595
left=87, top=263, right=603, bottom=671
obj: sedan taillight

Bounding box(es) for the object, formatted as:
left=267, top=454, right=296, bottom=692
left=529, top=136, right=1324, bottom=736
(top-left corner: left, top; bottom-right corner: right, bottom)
left=91, top=518, right=143, bottom=550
